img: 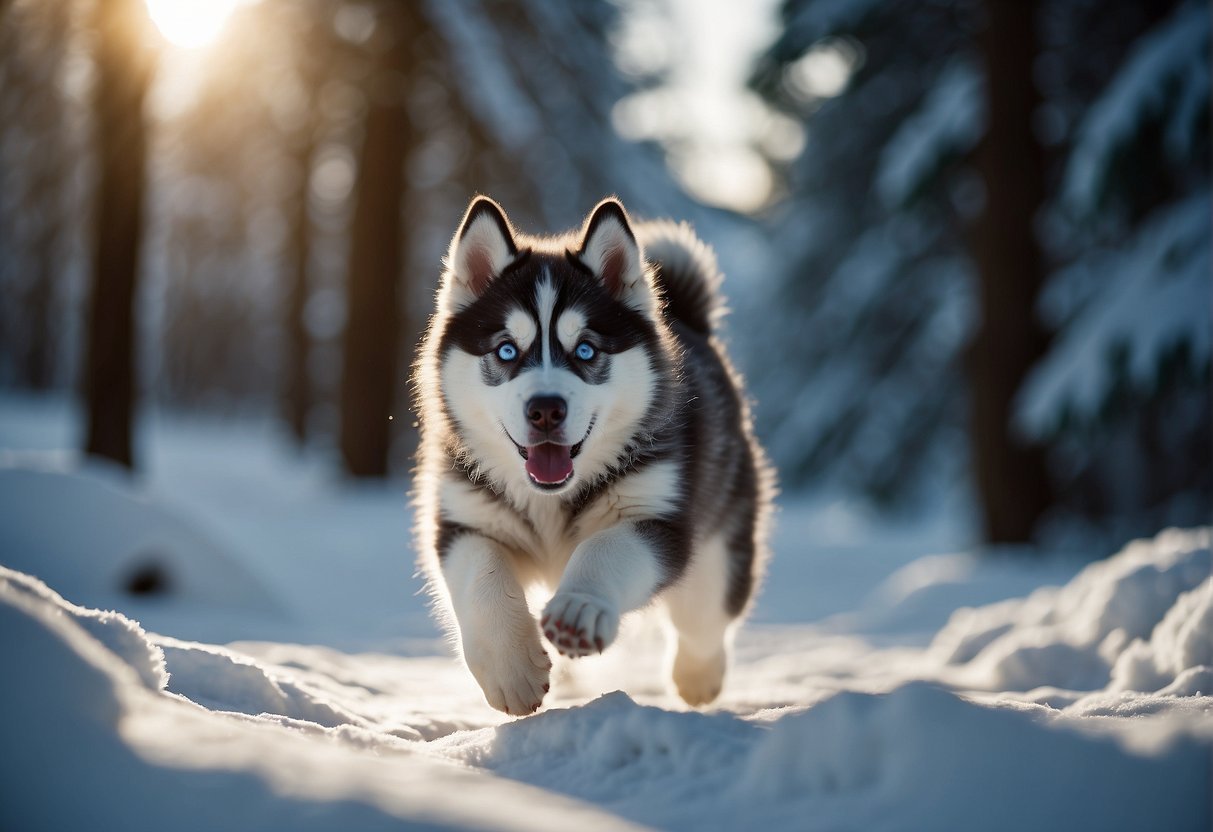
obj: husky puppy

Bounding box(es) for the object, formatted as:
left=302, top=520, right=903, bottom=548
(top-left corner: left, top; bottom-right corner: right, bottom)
left=413, top=196, right=773, bottom=715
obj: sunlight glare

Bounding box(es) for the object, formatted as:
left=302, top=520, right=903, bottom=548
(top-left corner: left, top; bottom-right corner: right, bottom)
left=145, top=0, right=244, bottom=49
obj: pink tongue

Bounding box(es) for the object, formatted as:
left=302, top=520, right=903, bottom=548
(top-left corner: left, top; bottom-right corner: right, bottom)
left=525, top=443, right=573, bottom=485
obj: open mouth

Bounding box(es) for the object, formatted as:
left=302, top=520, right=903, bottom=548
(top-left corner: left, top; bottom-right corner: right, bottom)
left=507, top=418, right=594, bottom=489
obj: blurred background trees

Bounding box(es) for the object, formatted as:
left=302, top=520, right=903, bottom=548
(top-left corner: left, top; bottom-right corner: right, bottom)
left=0, top=0, right=1207, bottom=548
left=750, top=0, right=1209, bottom=544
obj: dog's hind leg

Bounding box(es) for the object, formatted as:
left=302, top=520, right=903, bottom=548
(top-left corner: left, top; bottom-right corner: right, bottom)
left=662, top=534, right=735, bottom=706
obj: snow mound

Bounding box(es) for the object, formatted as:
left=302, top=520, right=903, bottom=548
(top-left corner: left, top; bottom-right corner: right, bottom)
left=932, top=528, right=1212, bottom=692
left=0, top=457, right=281, bottom=628
left=157, top=637, right=369, bottom=728
left=0, top=560, right=386, bottom=731
left=0, top=569, right=646, bottom=832
left=740, top=683, right=1207, bottom=831
left=0, top=565, right=168, bottom=690
left=438, top=685, right=1210, bottom=831
left=1109, top=579, right=1213, bottom=694
left=3, top=529, right=1212, bottom=831
left=842, top=550, right=1080, bottom=636
left=438, top=691, right=759, bottom=813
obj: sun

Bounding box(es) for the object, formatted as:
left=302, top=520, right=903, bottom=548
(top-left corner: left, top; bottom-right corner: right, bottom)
left=144, top=0, right=245, bottom=49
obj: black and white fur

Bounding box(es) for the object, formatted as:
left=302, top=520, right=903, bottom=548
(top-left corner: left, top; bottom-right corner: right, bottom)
left=413, top=196, right=773, bottom=715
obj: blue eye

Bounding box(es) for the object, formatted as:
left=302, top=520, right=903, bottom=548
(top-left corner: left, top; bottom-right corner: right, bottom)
left=496, top=342, right=518, bottom=361
left=575, top=342, right=596, bottom=361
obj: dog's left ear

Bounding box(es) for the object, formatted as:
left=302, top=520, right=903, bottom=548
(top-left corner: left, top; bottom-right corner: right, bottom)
left=577, top=198, right=649, bottom=309
left=445, top=196, right=517, bottom=309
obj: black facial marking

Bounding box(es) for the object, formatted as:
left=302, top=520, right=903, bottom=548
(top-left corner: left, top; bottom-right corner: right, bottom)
left=437, top=250, right=661, bottom=388
left=422, top=204, right=774, bottom=645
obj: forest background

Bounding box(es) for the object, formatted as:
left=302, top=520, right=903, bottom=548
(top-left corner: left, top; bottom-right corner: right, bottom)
left=0, top=0, right=1207, bottom=550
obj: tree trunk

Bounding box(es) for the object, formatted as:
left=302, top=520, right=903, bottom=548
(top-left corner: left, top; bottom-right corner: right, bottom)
left=84, top=0, right=154, bottom=468
left=282, top=131, right=314, bottom=445
left=967, top=0, right=1054, bottom=542
left=23, top=237, right=57, bottom=389
left=339, top=4, right=419, bottom=477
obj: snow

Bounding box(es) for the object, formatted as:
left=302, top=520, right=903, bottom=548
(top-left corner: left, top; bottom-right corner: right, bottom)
left=1, top=393, right=1211, bottom=830
left=0, top=571, right=638, bottom=832
left=932, top=528, right=1211, bottom=693
left=875, top=60, right=984, bottom=210
left=1017, top=194, right=1211, bottom=436
left=0, top=456, right=284, bottom=642
left=1061, top=0, right=1210, bottom=215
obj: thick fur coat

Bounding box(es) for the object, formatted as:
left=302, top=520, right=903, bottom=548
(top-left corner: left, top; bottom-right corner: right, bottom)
left=413, top=196, right=773, bottom=714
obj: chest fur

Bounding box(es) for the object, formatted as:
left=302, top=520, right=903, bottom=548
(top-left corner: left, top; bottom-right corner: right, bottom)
left=438, top=460, right=682, bottom=573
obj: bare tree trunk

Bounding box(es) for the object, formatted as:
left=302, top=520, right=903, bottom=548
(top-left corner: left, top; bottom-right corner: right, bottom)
left=339, top=3, right=419, bottom=477
left=282, top=132, right=314, bottom=444
left=279, top=8, right=333, bottom=447
left=23, top=242, right=56, bottom=389
left=84, top=0, right=154, bottom=468
left=967, top=0, right=1054, bottom=542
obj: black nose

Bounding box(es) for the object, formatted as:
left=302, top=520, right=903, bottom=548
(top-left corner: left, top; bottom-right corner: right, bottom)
left=526, top=396, right=567, bottom=432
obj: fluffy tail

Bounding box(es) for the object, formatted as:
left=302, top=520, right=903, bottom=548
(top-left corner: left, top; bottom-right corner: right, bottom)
left=638, top=220, right=724, bottom=335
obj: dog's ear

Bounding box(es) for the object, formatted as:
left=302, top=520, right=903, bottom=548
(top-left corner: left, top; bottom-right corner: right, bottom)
left=577, top=198, right=648, bottom=308
left=445, top=196, right=516, bottom=308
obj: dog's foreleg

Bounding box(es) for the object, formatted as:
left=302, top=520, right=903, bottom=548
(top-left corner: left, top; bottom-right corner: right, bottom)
left=443, top=534, right=551, bottom=715
left=541, top=520, right=675, bottom=658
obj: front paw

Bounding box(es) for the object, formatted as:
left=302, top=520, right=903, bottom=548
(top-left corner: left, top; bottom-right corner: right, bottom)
left=541, top=591, right=619, bottom=658
left=462, top=628, right=552, bottom=716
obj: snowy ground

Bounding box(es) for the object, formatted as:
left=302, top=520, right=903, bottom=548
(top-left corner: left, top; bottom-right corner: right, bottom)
left=1, top=393, right=1210, bottom=831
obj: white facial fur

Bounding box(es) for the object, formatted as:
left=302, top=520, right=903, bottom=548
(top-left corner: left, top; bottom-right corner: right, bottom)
left=555, top=309, right=586, bottom=352
left=440, top=277, right=656, bottom=496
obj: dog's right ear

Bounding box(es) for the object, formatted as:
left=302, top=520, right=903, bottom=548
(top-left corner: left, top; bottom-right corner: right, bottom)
left=444, top=196, right=517, bottom=308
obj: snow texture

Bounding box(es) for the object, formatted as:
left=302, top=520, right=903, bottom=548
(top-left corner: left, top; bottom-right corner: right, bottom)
left=1017, top=194, right=1211, bottom=435
left=1, top=565, right=168, bottom=691
left=1, top=398, right=1210, bottom=830
left=2, top=542, right=1210, bottom=831
left=931, top=528, right=1212, bottom=693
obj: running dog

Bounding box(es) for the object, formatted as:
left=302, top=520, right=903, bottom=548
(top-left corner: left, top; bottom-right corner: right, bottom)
left=413, top=196, right=773, bottom=714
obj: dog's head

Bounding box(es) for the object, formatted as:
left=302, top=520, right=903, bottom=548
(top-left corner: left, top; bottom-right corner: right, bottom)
left=433, top=196, right=670, bottom=495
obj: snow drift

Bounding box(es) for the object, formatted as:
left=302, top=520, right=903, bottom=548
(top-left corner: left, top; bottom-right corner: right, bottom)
left=0, top=457, right=281, bottom=636
left=932, top=528, right=1212, bottom=697
left=2, top=525, right=1211, bottom=831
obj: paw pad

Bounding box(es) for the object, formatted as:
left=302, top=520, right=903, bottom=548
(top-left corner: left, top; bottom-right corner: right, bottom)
left=540, top=591, right=619, bottom=659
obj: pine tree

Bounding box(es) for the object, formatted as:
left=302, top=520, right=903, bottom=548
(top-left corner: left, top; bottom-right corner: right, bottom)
left=749, top=0, right=980, bottom=507
left=752, top=0, right=1209, bottom=542
left=1017, top=0, right=1210, bottom=541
